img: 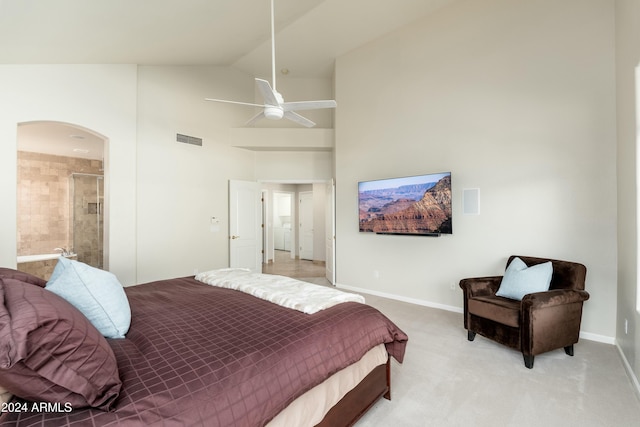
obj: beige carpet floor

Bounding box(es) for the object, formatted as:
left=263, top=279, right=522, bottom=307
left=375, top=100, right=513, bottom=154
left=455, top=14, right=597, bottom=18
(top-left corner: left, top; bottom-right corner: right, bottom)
left=300, top=278, right=640, bottom=427
left=360, top=293, right=640, bottom=427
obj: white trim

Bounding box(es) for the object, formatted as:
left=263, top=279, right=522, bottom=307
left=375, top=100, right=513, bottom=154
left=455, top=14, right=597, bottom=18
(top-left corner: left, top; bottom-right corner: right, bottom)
left=616, top=341, right=640, bottom=401
left=636, top=64, right=640, bottom=314
left=337, top=282, right=615, bottom=344
left=17, top=253, right=61, bottom=263
left=579, top=331, right=615, bottom=345
left=336, top=283, right=463, bottom=314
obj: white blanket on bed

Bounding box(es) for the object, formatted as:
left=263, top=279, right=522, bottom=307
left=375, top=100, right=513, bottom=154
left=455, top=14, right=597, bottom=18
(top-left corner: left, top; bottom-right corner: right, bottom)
left=194, top=268, right=365, bottom=314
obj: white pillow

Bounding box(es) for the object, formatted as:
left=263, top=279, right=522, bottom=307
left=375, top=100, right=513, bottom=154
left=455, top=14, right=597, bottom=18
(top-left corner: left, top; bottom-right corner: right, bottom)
left=495, top=257, right=553, bottom=301
left=46, top=257, right=131, bottom=339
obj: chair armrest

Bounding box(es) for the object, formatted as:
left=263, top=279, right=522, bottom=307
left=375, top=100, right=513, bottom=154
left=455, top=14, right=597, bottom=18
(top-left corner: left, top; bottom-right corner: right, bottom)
left=521, top=289, right=590, bottom=310
left=520, top=289, right=590, bottom=355
left=459, top=276, right=502, bottom=298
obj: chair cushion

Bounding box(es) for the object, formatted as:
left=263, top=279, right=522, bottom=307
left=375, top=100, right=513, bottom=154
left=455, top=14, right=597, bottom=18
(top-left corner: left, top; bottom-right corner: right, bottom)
left=468, top=295, right=520, bottom=328
left=496, top=257, right=552, bottom=300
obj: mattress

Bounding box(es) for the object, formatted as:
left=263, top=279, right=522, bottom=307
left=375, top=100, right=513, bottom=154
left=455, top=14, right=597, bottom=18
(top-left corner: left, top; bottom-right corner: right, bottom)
left=268, top=343, right=388, bottom=427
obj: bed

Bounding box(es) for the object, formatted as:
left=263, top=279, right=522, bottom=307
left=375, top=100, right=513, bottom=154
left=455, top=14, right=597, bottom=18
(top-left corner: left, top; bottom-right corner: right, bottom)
left=0, top=266, right=408, bottom=426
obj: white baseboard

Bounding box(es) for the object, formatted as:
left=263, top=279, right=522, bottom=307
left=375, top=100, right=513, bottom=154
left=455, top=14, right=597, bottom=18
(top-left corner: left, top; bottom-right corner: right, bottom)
left=616, top=342, right=640, bottom=401
left=580, top=331, right=615, bottom=345
left=337, top=281, right=640, bottom=401
left=336, top=282, right=463, bottom=314
left=336, top=282, right=614, bottom=344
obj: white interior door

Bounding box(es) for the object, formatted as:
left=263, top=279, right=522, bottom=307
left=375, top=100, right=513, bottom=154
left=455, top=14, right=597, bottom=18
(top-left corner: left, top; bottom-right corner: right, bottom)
left=261, top=189, right=269, bottom=264
left=229, top=180, right=262, bottom=272
left=298, top=191, right=313, bottom=261
left=325, top=180, right=336, bottom=285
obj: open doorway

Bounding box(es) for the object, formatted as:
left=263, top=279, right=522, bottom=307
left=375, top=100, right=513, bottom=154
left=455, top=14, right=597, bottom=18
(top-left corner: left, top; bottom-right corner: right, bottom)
left=273, top=191, right=293, bottom=254
left=261, top=182, right=331, bottom=280
left=15, top=121, right=107, bottom=280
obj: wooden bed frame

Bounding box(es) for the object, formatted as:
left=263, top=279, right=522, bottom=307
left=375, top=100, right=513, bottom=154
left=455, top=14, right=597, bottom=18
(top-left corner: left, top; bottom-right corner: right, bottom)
left=316, top=359, right=391, bottom=427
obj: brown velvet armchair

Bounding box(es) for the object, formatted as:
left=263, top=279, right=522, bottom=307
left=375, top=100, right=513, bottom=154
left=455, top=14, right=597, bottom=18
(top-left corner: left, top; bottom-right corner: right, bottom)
left=459, top=256, right=589, bottom=369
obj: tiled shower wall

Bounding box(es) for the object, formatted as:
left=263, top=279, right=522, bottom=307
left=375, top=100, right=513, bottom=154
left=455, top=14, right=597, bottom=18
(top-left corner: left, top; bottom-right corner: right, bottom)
left=17, top=151, right=103, bottom=256
left=72, top=174, right=104, bottom=269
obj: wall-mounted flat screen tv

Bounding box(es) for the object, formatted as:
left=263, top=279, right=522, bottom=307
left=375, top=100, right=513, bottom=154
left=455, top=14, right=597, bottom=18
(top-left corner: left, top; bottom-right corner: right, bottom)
left=358, top=172, right=452, bottom=235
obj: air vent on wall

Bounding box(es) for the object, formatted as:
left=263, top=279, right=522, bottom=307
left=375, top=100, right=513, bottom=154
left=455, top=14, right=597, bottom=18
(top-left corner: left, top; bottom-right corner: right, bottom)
left=176, top=133, right=203, bottom=146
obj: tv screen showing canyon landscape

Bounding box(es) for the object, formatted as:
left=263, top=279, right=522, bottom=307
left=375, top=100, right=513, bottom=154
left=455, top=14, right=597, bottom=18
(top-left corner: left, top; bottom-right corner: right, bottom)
left=358, top=172, right=452, bottom=235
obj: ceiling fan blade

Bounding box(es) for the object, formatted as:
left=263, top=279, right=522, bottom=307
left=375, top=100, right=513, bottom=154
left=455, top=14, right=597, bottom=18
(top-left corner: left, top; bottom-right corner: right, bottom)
left=245, top=111, right=266, bottom=127
left=205, top=98, right=265, bottom=108
left=284, top=111, right=316, bottom=128
left=206, top=0, right=335, bottom=129
left=255, top=78, right=280, bottom=106
left=282, top=100, right=337, bottom=112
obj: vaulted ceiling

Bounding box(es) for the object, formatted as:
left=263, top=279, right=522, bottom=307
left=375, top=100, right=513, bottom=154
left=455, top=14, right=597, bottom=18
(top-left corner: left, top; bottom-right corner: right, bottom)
left=6, top=0, right=461, bottom=157
left=1, top=0, right=459, bottom=79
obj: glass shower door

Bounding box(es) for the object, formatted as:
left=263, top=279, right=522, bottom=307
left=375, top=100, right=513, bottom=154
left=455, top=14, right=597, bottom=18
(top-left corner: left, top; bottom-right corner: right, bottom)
left=71, top=173, right=104, bottom=269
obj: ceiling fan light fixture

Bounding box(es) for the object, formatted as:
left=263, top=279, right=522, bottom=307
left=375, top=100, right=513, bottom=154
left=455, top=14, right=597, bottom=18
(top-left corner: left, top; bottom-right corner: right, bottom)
left=264, top=105, right=284, bottom=120
left=204, top=0, right=336, bottom=127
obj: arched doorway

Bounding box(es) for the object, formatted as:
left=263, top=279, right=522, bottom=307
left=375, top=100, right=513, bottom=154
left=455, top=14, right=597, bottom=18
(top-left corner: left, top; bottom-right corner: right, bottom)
left=16, top=121, right=108, bottom=279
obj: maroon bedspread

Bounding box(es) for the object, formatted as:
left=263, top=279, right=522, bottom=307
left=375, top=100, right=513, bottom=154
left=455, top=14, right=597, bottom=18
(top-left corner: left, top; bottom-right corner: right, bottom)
left=1, top=276, right=407, bottom=426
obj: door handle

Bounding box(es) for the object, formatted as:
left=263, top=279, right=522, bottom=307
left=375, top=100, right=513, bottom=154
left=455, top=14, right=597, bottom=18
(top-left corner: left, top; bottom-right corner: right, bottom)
left=230, top=235, right=240, bottom=240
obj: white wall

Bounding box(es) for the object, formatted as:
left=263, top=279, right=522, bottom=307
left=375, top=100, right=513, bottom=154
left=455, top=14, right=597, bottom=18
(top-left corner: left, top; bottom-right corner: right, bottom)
left=335, top=0, right=617, bottom=339
left=255, top=151, right=333, bottom=182
left=615, top=0, right=640, bottom=390
left=135, top=66, right=257, bottom=283
left=0, top=63, right=334, bottom=286
left=0, top=65, right=138, bottom=285
left=128, top=63, right=335, bottom=281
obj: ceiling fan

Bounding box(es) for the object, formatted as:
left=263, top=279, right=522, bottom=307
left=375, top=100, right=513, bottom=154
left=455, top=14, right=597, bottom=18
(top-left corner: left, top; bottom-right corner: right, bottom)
left=205, top=0, right=337, bottom=128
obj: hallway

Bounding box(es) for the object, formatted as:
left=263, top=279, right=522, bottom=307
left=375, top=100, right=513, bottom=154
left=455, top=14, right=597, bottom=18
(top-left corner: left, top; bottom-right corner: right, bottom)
left=262, top=250, right=326, bottom=278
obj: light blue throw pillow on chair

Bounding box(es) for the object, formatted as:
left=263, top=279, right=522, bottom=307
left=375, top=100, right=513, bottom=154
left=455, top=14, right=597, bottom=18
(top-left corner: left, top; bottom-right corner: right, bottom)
left=496, top=257, right=553, bottom=300
left=46, top=257, right=131, bottom=339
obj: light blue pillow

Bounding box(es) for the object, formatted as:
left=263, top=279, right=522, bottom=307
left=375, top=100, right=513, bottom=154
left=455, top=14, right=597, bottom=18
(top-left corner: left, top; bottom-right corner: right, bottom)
left=46, top=257, right=131, bottom=339
left=495, top=257, right=553, bottom=300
